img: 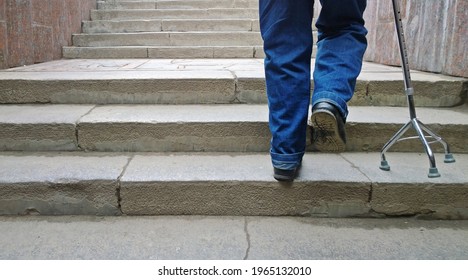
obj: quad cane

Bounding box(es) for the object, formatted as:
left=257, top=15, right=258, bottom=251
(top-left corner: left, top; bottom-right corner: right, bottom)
left=379, top=0, right=456, bottom=177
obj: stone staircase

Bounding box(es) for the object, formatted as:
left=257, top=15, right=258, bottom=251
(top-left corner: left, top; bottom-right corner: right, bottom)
left=0, top=0, right=467, bottom=218
left=64, top=0, right=266, bottom=59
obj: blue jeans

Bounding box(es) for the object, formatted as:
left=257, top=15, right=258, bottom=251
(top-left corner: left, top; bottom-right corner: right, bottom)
left=260, top=0, right=367, bottom=170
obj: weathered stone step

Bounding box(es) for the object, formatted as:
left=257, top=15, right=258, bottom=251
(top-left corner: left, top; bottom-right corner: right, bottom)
left=82, top=19, right=260, bottom=33
left=1, top=104, right=467, bottom=153
left=98, top=0, right=258, bottom=10
left=98, top=0, right=158, bottom=10
left=1, top=152, right=466, bottom=218
left=1, top=59, right=465, bottom=106
left=72, top=32, right=263, bottom=47
left=91, top=8, right=259, bottom=21
left=63, top=46, right=265, bottom=59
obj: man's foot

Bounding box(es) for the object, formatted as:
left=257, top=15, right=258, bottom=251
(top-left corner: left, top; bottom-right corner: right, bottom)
left=273, top=167, right=298, bottom=182
left=273, top=161, right=302, bottom=182
left=310, top=102, right=347, bottom=153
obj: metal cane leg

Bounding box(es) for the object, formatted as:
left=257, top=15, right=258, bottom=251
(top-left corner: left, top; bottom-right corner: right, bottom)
left=379, top=0, right=456, bottom=177
left=412, top=119, right=440, bottom=178
left=418, top=120, right=456, bottom=163
left=379, top=120, right=412, bottom=171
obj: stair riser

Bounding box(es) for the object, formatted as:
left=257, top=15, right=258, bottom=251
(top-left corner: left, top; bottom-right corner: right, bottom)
left=237, top=78, right=467, bottom=107
left=98, top=0, right=258, bottom=10
left=0, top=124, right=78, bottom=151
left=0, top=182, right=121, bottom=215
left=120, top=181, right=372, bottom=216
left=0, top=180, right=371, bottom=216
left=91, top=9, right=259, bottom=20
left=1, top=122, right=466, bottom=153
left=1, top=79, right=464, bottom=107
left=63, top=46, right=265, bottom=59
left=119, top=181, right=468, bottom=217
left=73, top=33, right=263, bottom=47
left=0, top=154, right=128, bottom=215
left=82, top=19, right=261, bottom=33
left=99, top=2, right=156, bottom=10
left=78, top=123, right=468, bottom=153
left=0, top=78, right=237, bottom=104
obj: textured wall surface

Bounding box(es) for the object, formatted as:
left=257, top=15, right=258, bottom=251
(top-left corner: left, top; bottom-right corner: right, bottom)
left=363, top=0, right=467, bottom=78
left=314, top=0, right=466, bottom=77
left=0, top=0, right=97, bottom=69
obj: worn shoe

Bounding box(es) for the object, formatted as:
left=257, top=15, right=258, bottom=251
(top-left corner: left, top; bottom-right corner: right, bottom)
left=273, top=162, right=301, bottom=182
left=273, top=167, right=297, bottom=182
left=309, top=102, right=347, bottom=153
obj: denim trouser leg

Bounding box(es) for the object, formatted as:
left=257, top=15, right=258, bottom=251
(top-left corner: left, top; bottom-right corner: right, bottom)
left=260, top=0, right=314, bottom=170
left=260, top=0, right=367, bottom=170
left=313, top=0, right=368, bottom=120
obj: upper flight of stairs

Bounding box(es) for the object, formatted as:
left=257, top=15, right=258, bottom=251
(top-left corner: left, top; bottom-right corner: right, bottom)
left=64, top=0, right=268, bottom=59
left=0, top=0, right=467, bottom=218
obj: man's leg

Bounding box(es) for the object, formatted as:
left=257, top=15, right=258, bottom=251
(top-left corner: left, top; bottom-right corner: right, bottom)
left=259, top=0, right=314, bottom=181
left=310, top=0, right=367, bottom=152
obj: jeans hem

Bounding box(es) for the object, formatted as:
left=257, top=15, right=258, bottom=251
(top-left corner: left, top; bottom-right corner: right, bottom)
left=270, top=150, right=304, bottom=170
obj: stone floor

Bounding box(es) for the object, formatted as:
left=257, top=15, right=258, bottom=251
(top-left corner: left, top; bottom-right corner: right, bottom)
left=1, top=216, right=468, bottom=260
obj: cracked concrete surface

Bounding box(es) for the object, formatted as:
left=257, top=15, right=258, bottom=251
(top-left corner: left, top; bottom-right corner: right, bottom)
left=0, top=216, right=467, bottom=259
left=243, top=218, right=251, bottom=260
left=116, top=156, right=134, bottom=213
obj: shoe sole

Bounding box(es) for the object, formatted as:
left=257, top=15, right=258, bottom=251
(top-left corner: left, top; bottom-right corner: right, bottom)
left=273, top=165, right=300, bottom=182
left=273, top=174, right=295, bottom=182
left=310, top=109, right=346, bottom=153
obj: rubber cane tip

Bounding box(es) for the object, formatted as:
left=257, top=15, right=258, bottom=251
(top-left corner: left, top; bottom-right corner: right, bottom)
left=428, top=167, right=441, bottom=178
left=379, top=160, right=390, bottom=171
left=444, top=153, right=456, bottom=163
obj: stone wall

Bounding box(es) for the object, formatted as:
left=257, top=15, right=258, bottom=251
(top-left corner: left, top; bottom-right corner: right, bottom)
left=0, top=0, right=97, bottom=69
left=363, top=0, right=467, bottom=78
left=314, top=0, right=466, bottom=78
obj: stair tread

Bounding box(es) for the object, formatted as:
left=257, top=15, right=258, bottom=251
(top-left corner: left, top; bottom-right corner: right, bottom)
left=1, top=58, right=463, bottom=82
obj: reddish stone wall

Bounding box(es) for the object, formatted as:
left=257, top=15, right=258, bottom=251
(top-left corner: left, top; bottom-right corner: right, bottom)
left=314, top=0, right=466, bottom=78
left=363, top=0, right=467, bottom=78
left=0, top=0, right=96, bottom=69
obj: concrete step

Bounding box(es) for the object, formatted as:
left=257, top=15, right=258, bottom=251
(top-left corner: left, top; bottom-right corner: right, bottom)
left=63, top=46, right=264, bottom=58
left=98, top=0, right=158, bottom=10
left=72, top=32, right=263, bottom=47
left=1, top=104, right=467, bottom=153
left=1, top=59, right=466, bottom=107
left=82, top=19, right=260, bottom=33
left=0, top=152, right=467, bottom=218
left=91, top=8, right=259, bottom=20
left=98, top=0, right=258, bottom=10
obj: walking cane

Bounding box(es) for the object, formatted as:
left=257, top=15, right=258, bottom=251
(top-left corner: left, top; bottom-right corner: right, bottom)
left=379, top=0, right=456, bottom=177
